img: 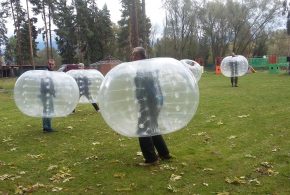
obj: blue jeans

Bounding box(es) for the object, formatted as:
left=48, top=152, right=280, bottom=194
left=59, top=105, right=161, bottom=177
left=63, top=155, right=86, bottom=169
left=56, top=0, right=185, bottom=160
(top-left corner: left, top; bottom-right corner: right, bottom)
left=42, top=118, right=52, bottom=130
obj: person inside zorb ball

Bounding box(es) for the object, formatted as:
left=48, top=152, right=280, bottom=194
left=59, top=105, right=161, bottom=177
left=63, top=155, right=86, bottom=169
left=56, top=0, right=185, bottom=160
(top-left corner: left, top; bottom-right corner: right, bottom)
left=14, top=70, right=80, bottom=118
left=180, top=59, right=203, bottom=82
left=98, top=54, right=199, bottom=138
left=66, top=68, right=104, bottom=112
left=220, top=53, right=249, bottom=87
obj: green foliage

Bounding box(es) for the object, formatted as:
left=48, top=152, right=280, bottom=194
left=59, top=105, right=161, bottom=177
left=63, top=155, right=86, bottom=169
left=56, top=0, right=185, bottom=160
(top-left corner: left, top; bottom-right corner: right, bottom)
left=117, top=0, right=151, bottom=61
left=0, top=72, right=290, bottom=194
left=34, top=47, right=62, bottom=67
left=18, top=18, right=38, bottom=64
left=53, top=0, right=77, bottom=64
left=4, top=37, right=16, bottom=65
left=53, top=0, right=115, bottom=64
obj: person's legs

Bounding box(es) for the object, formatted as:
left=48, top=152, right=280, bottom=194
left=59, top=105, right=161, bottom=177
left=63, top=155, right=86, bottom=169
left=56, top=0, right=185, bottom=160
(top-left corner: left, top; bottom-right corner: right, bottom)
left=139, top=137, right=158, bottom=163
left=92, top=103, right=99, bottom=112
left=42, top=117, right=53, bottom=131
left=234, top=77, right=238, bottom=87
left=152, top=135, right=171, bottom=159
left=230, top=77, right=234, bottom=87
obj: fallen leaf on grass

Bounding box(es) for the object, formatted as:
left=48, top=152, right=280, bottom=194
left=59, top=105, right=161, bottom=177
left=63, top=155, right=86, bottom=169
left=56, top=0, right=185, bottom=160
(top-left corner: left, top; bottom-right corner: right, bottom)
left=217, top=121, right=224, bottom=125
left=167, top=184, right=178, bottom=193
left=0, top=174, right=21, bottom=181
left=203, top=168, right=214, bottom=171
left=86, top=155, right=98, bottom=160
left=115, top=187, right=132, bottom=192
left=92, top=142, right=101, bottom=145
left=27, top=154, right=44, bottom=159
left=50, top=167, right=74, bottom=183
left=10, top=147, right=17, bottom=151
left=2, top=137, right=13, bottom=143
left=203, top=182, right=209, bottom=186
left=255, top=167, right=279, bottom=176
left=181, top=162, right=188, bottom=167
left=15, top=183, right=46, bottom=194
left=225, top=177, right=246, bottom=185
left=47, top=165, right=58, bottom=171
left=237, top=114, right=250, bottom=118
left=198, top=132, right=207, bottom=136
left=51, top=187, right=63, bottom=192
left=248, top=178, right=261, bottom=185
left=19, top=171, right=26, bottom=175
left=227, top=135, right=237, bottom=139
left=136, top=152, right=143, bottom=156
left=272, top=147, right=280, bottom=152
left=66, top=126, right=73, bottom=130
left=114, top=173, right=126, bottom=179
left=115, top=183, right=135, bottom=192
left=160, top=164, right=177, bottom=171
left=245, top=154, right=256, bottom=159
left=260, top=162, right=272, bottom=168
left=170, top=174, right=182, bottom=181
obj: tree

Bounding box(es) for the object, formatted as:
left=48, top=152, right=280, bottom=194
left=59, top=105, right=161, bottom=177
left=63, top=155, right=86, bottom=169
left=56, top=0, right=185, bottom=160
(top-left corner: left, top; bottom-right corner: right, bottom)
left=162, top=0, right=198, bottom=59
left=0, top=2, right=8, bottom=55
left=97, top=4, right=116, bottom=58
left=18, top=18, right=38, bottom=64
left=5, top=0, right=26, bottom=65
left=30, top=0, right=56, bottom=60
left=4, top=37, right=16, bottom=65
left=53, top=0, right=77, bottom=64
left=118, top=0, right=151, bottom=60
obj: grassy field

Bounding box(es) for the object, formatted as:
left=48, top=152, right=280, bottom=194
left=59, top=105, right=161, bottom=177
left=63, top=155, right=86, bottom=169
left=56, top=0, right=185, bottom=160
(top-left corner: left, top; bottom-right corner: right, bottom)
left=0, top=71, right=289, bottom=194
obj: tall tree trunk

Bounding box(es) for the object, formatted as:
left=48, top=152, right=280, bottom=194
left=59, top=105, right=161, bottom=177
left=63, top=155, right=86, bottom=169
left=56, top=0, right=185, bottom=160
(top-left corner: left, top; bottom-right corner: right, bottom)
left=26, top=0, right=34, bottom=69
left=141, top=0, right=146, bottom=48
left=42, top=0, right=50, bottom=61
left=130, top=0, right=139, bottom=48
left=48, top=0, right=53, bottom=59
left=10, top=0, right=22, bottom=66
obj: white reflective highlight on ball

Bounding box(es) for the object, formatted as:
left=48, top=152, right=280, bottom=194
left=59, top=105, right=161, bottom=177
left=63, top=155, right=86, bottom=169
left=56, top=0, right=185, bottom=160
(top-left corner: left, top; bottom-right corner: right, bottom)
left=221, top=55, right=249, bottom=77
left=14, top=70, right=79, bottom=117
left=180, top=59, right=203, bottom=82
left=98, top=57, right=199, bottom=137
left=66, top=69, right=104, bottom=103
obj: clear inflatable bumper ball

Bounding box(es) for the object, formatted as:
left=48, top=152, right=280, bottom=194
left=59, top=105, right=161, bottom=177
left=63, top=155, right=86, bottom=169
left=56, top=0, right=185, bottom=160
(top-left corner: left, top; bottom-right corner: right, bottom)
left=180, top=59, right=203, bottom=82
left=66, top=69, right=104, bottom=103
left=221, top=55, right=249, bottom=77
left=14, top=70, right=79, bottom=118
left=98, top=57, right=199, bottom=137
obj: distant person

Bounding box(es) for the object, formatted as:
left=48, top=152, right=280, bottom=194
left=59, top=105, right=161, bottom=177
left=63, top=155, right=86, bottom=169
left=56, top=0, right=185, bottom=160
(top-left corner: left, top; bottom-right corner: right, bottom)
left=131, top=47, right=172, bottom=166
left=230, top=52, right=238, bottom=87
left=73, top=63, right=99, bottom=113
left=41, top=59, right=56, bottom=132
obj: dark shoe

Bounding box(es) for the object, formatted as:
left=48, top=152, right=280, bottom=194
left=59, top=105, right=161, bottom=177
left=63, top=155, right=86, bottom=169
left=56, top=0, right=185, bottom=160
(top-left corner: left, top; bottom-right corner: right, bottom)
left=159, top=154, right=174, bottom=161
left=138, top=160, right=159, bottom=166
left=43, top=128, right=55, bottom=133
left=234, top=85, right=238, bottom=87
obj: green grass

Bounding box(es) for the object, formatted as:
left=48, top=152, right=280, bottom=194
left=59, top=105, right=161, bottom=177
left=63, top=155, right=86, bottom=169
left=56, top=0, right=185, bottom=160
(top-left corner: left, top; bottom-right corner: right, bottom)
left=0, top=72, right=289, bottom=194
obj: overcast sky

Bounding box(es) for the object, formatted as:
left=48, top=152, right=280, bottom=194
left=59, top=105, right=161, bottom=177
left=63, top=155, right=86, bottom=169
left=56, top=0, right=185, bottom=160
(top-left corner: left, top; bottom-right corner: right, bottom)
left=5, top=0, right=166, bottom=37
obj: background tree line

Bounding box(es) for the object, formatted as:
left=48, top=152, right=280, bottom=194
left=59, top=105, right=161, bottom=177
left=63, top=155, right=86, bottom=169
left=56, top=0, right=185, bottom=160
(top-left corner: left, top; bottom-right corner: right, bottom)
left=0, top=0, right=287, bottom=67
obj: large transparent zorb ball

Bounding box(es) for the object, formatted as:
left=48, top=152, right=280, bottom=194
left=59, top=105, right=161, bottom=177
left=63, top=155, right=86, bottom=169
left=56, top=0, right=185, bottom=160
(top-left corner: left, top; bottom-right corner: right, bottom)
left=98, top=57, right=199, bottom=137
left=14, top=70, right=79, bottom=117
left=180, top=59, right=203, bottom=82
left=221, top=55, right=249, bottom=77
left=66, top=69, right=104, bottom=103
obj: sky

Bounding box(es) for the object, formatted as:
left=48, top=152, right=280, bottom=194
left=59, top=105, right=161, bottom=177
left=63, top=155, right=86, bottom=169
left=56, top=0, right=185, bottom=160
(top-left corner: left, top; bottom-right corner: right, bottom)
left=6, top=0, right=166, bottom=38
